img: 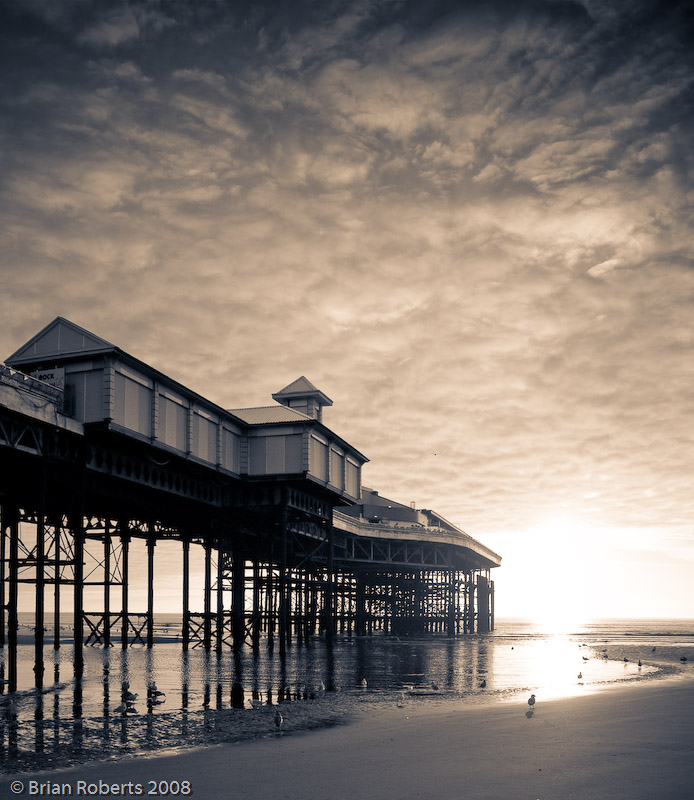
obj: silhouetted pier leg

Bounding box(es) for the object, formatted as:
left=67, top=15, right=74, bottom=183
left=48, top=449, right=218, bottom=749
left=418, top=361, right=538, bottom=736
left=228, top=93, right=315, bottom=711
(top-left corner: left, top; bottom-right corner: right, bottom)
left=355, top=574, right=366, bottom=636
left=103, top=522, right=111, bottom=648
left=251, top=560, right=261, bottom=648
left=203, top=540, right=212, bottom=651
left=71, top=510, right=84, bottom=679
left=325, top=520, right=335, bottom=644
left=446, top=569, right=456, bottom=637
left=489, top=577, right=495, bottom=632
left=266, top=560, right=274, bottom=649
left=216, top=547, right=224, bottom=654
left=7, top=506, right=19, bottom=692
left=278, top=501, right=288, bottom=654
left=35, top=508, right=46, bottom=689
left=232, top=550, right=245, bottom=649
left=120, top=527, right=130, bottom=649
left=476, top=574, right=490, bottom=633
left=182, top=539, right=190, bottom=651
left=147, top=532, right=155, bottom=648
left=53, top=515, right=61, bottom=649
left=0, top=507, right=5, bottom=648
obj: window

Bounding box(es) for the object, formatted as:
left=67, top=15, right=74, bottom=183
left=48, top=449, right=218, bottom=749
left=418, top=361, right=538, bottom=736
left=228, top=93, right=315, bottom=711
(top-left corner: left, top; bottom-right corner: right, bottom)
left=113, top=371, right=152, bottom=436
left=159, top=394, right=188, bottom=451
left=193, top=411, right=217, bottom=463
left=310, top=435, right=328, bottom=481
left=330, top=448, right=344, bottom=490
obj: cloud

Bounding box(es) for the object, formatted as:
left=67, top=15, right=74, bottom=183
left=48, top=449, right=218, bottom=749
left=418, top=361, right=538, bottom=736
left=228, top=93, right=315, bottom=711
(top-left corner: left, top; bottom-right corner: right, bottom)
left=0, top=0, right=692, bottom=568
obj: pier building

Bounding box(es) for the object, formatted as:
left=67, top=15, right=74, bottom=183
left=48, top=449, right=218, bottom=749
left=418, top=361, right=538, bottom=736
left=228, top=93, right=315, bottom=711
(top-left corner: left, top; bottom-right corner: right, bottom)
left=0, top=317, right=500, bottom=692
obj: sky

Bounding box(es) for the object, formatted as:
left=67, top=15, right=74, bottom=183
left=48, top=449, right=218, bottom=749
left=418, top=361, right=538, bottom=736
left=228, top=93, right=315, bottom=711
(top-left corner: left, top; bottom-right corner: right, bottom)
left=1, top=0, right=693, bottom=622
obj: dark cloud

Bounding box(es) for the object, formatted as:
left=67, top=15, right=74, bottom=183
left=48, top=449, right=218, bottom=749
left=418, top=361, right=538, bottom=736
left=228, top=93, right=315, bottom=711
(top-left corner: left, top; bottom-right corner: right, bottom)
left=1, top=0, right=693, bottom=615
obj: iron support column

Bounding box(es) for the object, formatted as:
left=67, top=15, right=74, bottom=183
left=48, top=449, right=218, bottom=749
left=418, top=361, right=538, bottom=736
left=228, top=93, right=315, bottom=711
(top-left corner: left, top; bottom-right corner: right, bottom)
left=35, top=509, right=46, bottom=689
left=53, top=515, right=61, bottom=649
left=216, top=547, right=224, bottom=654
left=103, top=522, right=111, bottom=648
left=120, top=528, right=130, bottom=649
left=0, top=506, right=5, bottom=648
left=325, top=519, right=335, bottom=643
left=232, top=550, right=245, bottom=649
left=355, top=573, right=366, bottom=636
left=203, top=540, right=212, bottom=651
left=7, top=506, right=19, bottom=692
left=182, top=539, right=190, bottom=652
left=147, top=534, right=155, bottom=648
left=278, top=500, right=288, bottom=653
left=71, top=511, right=84, bottom=678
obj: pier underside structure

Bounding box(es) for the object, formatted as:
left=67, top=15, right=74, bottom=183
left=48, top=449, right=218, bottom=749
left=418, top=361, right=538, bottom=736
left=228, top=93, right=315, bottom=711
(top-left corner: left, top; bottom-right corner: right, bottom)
left=0, top=318, right=500, bottom=693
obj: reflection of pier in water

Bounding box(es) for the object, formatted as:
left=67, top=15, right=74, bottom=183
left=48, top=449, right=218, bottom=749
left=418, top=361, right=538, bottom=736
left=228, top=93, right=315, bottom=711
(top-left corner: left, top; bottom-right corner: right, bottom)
left=0, top=317, right=500, bottom=701
left=0, top=636, right=494, bottom=769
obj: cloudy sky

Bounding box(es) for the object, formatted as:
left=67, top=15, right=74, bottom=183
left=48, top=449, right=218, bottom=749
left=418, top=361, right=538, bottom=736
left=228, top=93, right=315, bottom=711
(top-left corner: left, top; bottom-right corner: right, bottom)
left=2, top=0, right=693, bottom=621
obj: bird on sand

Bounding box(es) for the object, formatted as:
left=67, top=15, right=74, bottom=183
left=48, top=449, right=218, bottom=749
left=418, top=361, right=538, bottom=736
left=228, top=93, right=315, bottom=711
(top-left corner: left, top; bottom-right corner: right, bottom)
left=577, top=672, right=582, bottom=680
left=274, top=710, right=283, bottom=731
left=528, top=694, right=536, bottom=710
left=480, top=680, right=487, bottom=689
left=431, top=681, right=439, bottom=691
left=361, top=677, right=368, bottom=689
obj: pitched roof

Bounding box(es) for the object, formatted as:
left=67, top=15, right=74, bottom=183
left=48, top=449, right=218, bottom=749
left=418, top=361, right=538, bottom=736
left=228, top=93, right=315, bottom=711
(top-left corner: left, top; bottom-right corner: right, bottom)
left=228, top=406, right=312, bottom=424
left=6, top=317, right=117, bottom=365
left=272, top=376, right=332, bottom=406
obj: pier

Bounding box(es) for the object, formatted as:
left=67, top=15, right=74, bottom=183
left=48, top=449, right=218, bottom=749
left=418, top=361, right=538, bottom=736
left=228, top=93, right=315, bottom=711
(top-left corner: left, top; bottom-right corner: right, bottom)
left=0, top=317, right=500, bottom=693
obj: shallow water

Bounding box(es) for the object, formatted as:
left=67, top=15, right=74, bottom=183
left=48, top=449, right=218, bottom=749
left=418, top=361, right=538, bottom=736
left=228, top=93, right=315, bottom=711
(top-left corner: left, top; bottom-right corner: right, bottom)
left=1, top=617, right=692, bottom=773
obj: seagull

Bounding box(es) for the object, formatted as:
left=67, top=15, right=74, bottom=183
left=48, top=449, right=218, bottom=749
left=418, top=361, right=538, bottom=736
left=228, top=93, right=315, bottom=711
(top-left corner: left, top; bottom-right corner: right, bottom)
left=638, top=660, right=642, bottom=667
left=248, top=698, right=263, bottom=710
left=680, top=657, right=688, bottom=662
left=480, top=680, right=487, bottom=689
left=361, top=677, right=368, bottom=689
left=528, top=694, right=536, bottom=710
left=122, top=682, right=138, bottom=702
left=431, top=681, right=439, bottom=691
left=578, top=672, right=582, bottom=680
left=397, top=693, right=405, bottom=708
left=274, top=710, right=283, bottom=731
left=148, top=683, right=165, bottom=697
left=582, top=656, right=589, bottom=661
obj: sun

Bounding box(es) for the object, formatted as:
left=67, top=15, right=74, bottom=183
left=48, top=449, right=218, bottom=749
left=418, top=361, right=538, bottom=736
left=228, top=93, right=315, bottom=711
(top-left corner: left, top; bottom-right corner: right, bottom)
left=528, top=517, right=593, bottom=634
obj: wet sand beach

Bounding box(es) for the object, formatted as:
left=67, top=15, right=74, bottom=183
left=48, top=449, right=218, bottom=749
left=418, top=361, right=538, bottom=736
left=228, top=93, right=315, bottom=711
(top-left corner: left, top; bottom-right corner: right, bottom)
left=2, top=677, right=692, bottom=800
